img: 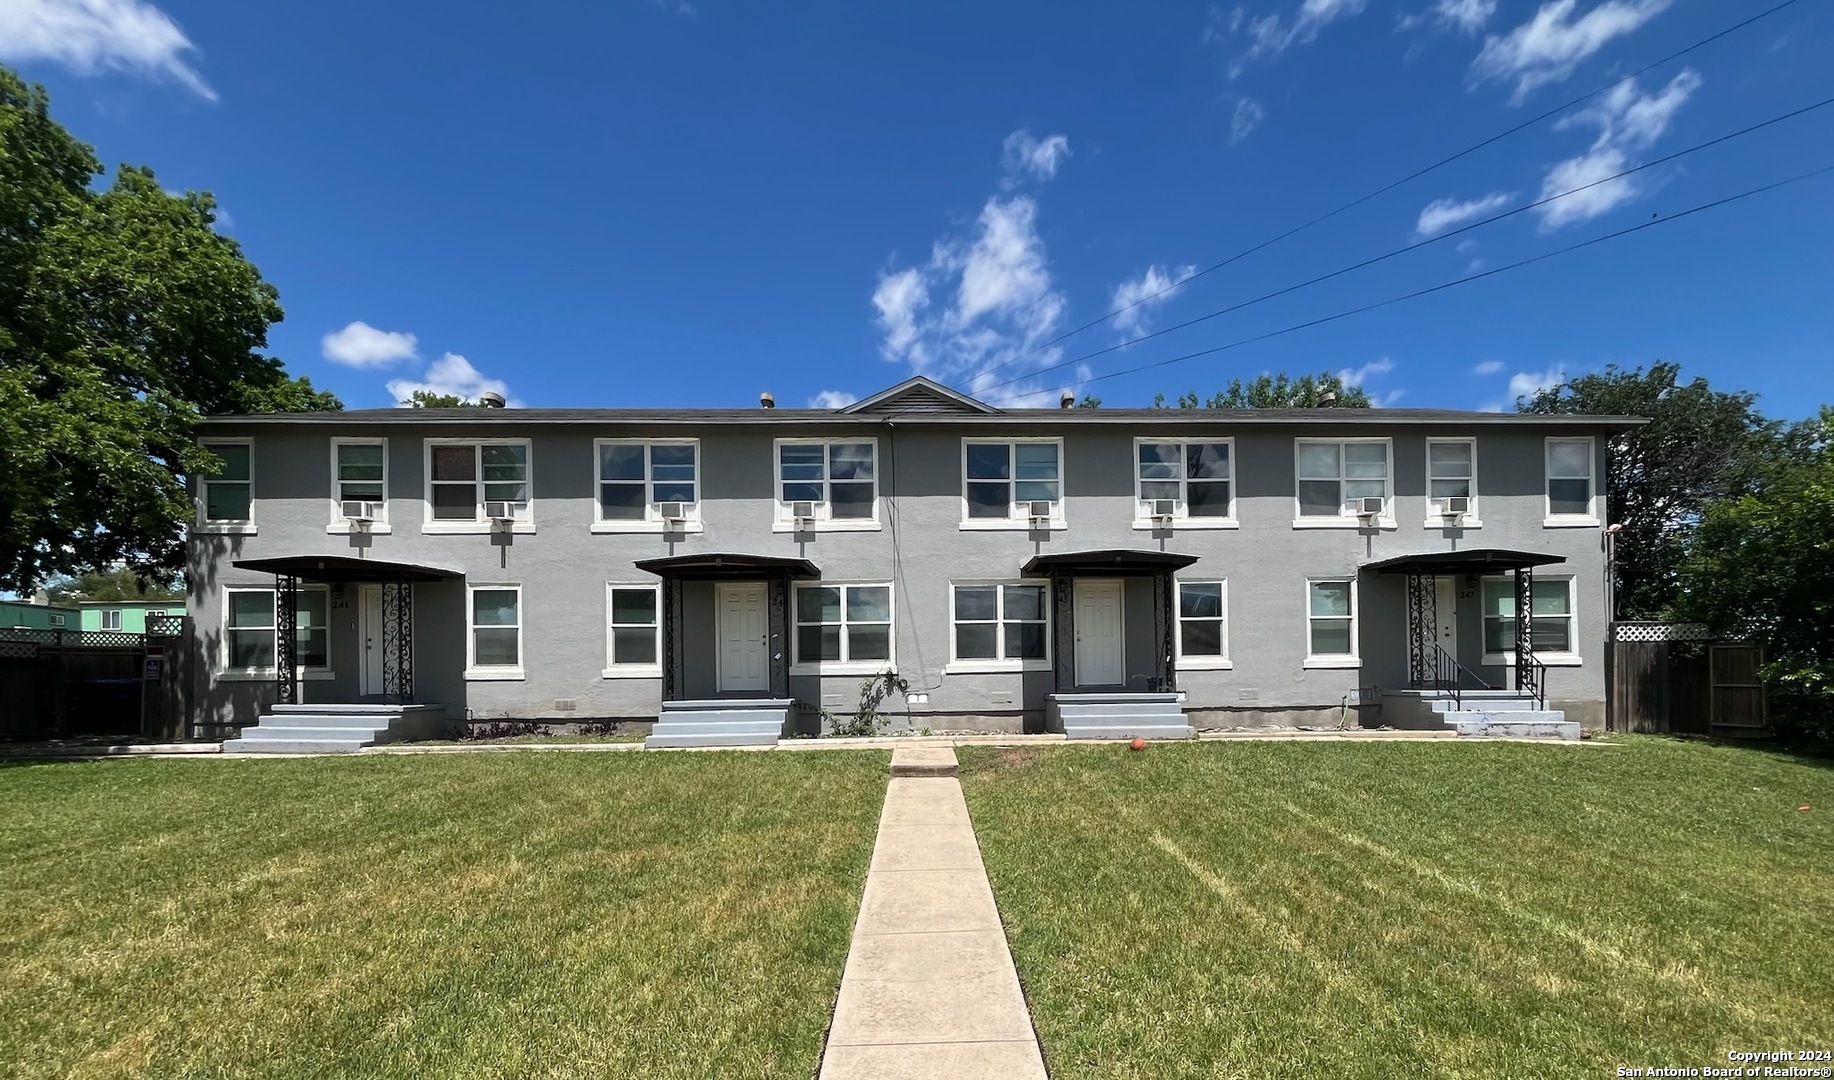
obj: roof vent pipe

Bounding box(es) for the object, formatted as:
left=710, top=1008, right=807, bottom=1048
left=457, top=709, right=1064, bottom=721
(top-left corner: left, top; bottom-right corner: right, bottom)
left=1060, top=390, right=1075, bottom=410
left=760, top=392, right=775, bottom=409
left=1318, top=390, right=1338, bottom=408
left=478, top=391, right=507, bottom=408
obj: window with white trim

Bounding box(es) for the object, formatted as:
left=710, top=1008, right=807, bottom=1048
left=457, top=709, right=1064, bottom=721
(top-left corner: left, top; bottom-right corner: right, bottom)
left=222, top=587, right=329, bottom=672
left=793, top=583, right=892, bottom=667
left=596, top=440, right=698, bottom=525
left=1305, top=579, right=1356, bottom=662
left=1296, top=439, right=1390, bottom=520
left=333, top=439, right=387, bottom=522
left=1426, top=438, right=1477, bottom=520
left=951, top=583, right=1049, bottom=667
left=101, top=609, right=123, bottom=631
left=964, top=439, right=1062, bottom=523
left=1175, top=581, right=1229, bottom=665
left=468, top=586, right=522, bottom=674
left=606, top=584, right=660, bottom=674
left=1137, top=440, right=1234, bottom=522
left=48, top=613, right=65, bottom=628
left=1482, top=577, right=1577, bottom=659
left=777, top=440, right=877, bottom=523
left=428, top=441, right=531, bottom=523
left=201, top=441, right=251, bottom=522
left=1545, top=437, right=1596, bottom=521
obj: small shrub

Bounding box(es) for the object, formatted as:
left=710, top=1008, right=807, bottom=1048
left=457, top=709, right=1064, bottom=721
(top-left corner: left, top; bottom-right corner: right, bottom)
left=823, top=671, right=911, bottom=738
left=461, top=720, right=550, bottom=741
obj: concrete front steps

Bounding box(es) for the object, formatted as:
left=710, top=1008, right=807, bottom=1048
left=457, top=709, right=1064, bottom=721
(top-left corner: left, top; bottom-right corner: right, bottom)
left=1384, top=690, right=1578, bottom=741
left=222, top=704, right=448, bottom=754
left=1049, top=692, right=1193, bottom=741
left=645, top=698, right=792, bottom=748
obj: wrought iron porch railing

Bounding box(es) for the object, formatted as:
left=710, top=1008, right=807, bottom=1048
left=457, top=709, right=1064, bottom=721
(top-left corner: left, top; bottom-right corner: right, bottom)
left=1519, top=650, right=1550, bottom=710
left=1429, top=643, right=1497, bottom=710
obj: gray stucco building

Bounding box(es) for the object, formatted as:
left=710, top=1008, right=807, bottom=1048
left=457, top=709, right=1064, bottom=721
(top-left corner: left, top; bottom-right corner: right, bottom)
left=187, top=377, right=1638, bottom=748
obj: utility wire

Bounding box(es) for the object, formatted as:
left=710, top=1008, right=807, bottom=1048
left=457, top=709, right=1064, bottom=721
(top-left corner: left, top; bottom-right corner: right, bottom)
left=965, top=0, right=1812, bottom=385
left=972, top=94, right=1834, bottom=398
left=984, top=165, right=1834, bottom=405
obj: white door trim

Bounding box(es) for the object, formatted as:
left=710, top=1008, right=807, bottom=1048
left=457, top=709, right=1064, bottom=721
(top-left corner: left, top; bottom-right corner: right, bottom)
left=1074, top=578, right=1126, bottom=687
left=1435, top=577, right=1459, bottom=662
left=359, top=584, right=385, bottom=697
left=715, top=582, right=769, bottom=693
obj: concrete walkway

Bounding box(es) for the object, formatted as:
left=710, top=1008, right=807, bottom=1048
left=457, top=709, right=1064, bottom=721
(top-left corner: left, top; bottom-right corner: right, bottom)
left=819, top=746, right=1047, bottom=1080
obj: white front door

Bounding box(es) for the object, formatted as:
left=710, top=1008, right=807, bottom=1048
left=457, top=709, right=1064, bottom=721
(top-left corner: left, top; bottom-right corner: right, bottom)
left=717, top=583, right=769, bottom=693
left=1435, top=577, right=1459, bottom=659
left=360, top=585, right=386, bottom=696
left=1074, top=579, right=1125, bottom=687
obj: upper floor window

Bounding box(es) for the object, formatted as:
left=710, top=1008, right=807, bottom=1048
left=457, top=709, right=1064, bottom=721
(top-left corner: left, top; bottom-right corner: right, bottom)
left=48, top=613, right=66, bottom=628
left=793, top=583, right=892, bottom=672
left=467, top=584, right=524, bottom=678
left=1482, top=576, right=1578, bottom=662
left=200, top=441, right=251, bottom=524
left=963, top=439, right=1063, bottom=527
left=949, top=582, right=1049, bottom=671
left=101, top=610, right=122, bottom=631
left=332, top=438, right=387, bottom=527
left=596, top=440, right=700, bottom=531
left=1296, top=439, right=1391, bottom=525
left=1426, top=438, right=1477, bottom=523
left=1545, top=437, right=1597, bottom=524
left=1175, top=581, right=1230, bottom=668
left=1136, top=439, right=1235, bottom=525
left=222, top=586, right=328, bottom=676
left=776, top=440, right=878, bottom=528
left=427, top=440, right=531, bottom=529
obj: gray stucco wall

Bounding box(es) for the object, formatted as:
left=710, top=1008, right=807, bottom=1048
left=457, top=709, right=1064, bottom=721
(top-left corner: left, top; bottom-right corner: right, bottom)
left=187, top=418, right=1611, bottom=732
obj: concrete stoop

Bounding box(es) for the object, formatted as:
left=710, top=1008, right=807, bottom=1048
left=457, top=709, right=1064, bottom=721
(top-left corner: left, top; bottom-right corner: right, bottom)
left=221, top=704, right=447, bottom=754
left=1049, top=692, right=1193, bottom=741
left=1445, top=712, right=1581, bottom=740
left=645, top=698, right=792, bottom=748
left=1380, top=690, right=1578, bottom=740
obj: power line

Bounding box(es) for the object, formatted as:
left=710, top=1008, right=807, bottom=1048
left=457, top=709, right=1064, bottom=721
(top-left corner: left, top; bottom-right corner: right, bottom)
left=984, top=165, right=1834, bottom=405
left=973, top=94, right=1834, bottom=398
left=965, top=0, right=1812, bottom=386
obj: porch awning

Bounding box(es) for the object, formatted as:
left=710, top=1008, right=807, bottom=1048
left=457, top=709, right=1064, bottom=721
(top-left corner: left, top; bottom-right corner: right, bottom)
left=633, top=552, right=821, bottom=580
left=1362, top=548, right=1567, bottom=575
left=232, top=555, right=462, bottom=583
left=1020, top=549, right=1200, bottom=576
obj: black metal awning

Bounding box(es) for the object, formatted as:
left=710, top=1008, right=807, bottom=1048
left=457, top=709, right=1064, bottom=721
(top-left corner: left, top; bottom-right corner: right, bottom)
left=1020, top=549, right=1201, bottom=576
left=232, top=555, right=462, bottom=584
left=1362, top=548, right=1567, bottom=575
left=633, top=553, right=821, bottom=581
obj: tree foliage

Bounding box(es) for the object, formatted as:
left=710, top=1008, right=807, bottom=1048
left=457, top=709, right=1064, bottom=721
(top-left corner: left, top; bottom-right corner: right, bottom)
left=1152, top=372, right=1372, bottom=409
left=46, top=567, right=185, bottom=605
left=403, top=390, right=484, bottom=408
left=0, top=67, right=336, bottom=593
left=1517, top=361, right=1776, bottom=619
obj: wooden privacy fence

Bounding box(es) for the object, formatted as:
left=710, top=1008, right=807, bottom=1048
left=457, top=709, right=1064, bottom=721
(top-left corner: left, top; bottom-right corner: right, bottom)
left=0, top=619, right=191, bottom=742
left=1608, top=622, right=1769, bottom=738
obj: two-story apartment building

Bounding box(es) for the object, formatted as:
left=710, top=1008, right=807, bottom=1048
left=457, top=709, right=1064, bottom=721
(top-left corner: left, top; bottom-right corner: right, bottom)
left=187, top=377, right=1640, bottom=749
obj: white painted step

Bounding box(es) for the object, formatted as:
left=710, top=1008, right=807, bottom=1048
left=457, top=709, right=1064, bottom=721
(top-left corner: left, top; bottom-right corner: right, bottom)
left=1063, top=721, right=1194, bottom=741
left=646, top=731, right=780, bottom=748
left=223, top=737, right=370, bottom=754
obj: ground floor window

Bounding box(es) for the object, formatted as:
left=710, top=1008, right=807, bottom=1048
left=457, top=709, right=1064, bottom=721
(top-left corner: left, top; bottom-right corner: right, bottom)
left=794, top=584, right=892, bottom=666
left=1176, top=581, right=1228, bottom=665
left=1482, top=577, right=1575, bottom=657
left=223, top=587, right=328, bottom=671
left=950, top=582, right=1048, bottom=667
left=101, top=609, right=122, bottom=630
left=606, top=584, right=660, bottom=674
left=1306, top=579, right=1356, bottom=662
left=469, top=585, right=522, bottom=673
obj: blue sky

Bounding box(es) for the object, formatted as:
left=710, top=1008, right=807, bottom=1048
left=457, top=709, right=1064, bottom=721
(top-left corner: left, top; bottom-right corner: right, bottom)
left=3, top=0, right=1830, bottom=415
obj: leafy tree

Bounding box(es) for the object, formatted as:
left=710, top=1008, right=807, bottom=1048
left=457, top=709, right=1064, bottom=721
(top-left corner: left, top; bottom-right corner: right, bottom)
left=1517, top=362, right=1776, bottom=619
left=403, top=390, right=484, bottom=408
left=1676, top=407, right=1834, bottom=741
left=46, top=567, right=185, bottom=605
left=1073, top=394, right=1102, bottom=409
left=0, top=67, right=337, bottom=594
left=1152, top=372, right=1372, bottom=409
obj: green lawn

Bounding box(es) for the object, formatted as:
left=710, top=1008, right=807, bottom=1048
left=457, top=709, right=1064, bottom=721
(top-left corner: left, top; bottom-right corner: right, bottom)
left=960, top=738, right=1834, bottom=1079
left=0, top=751, right=888, bottom=1079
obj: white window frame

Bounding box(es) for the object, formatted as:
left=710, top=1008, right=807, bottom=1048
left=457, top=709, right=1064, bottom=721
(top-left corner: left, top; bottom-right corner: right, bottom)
left=465, top=583, right=525, bottom=680
left=1424, top=437, right=1481, bottom=527
left=1544, top=436, right=1600, bottom=526
left=591, top=439, right=704, bottom=534
left=790, top=582, right=896, bottom=675
left=603, top=582, right=662, bottom=678
left=945, top=580, right=1053, bottom=674
left=100, top=609, right=123, bottom=631
left=1480, top=575, right=1583, bottom=666
left=423, top=439, right=535, bottom=534
left=217, top=585, right=334, bottom=682
left=772, top=438, right=882, bottom=532
left=1133, top=437, right=1239, bottom=529
left=1293, top=437, right=1395, bottom=528
left=329, top=437, right=391, bottom=534
left=48, top=613, right=66, bottom=628
left=196, top=438, right=256, bottom=535
left=1303, top=577, right=1360, bottom=668
left=960, top=437, right=1067, bottom=530
left=1174, top=580, right=1231, bottom=670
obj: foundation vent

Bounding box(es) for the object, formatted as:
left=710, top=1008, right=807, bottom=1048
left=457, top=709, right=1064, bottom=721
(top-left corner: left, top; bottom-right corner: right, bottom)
left=552, top=699, right=578, bottom=712
left=1237, top=688, right=1260, bottom=703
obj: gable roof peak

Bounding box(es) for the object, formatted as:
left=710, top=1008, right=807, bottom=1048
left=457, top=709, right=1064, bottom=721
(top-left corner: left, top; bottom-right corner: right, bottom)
left=838, top=376, right=1002, bottom=416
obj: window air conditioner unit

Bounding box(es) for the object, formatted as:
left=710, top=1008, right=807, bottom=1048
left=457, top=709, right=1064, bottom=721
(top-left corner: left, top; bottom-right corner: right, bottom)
left=656, top=501, right=688, bottom=521
left=340, top=500, right=381, bottom=522
left=1028, top=500, right=1054, bottom=521
left=1356, top=496, right=1386, bottom=518
left=483, top=501, right=519, bottom=521
left=791, top=500, right=817, bottom=521
left=1151, top=498, right=1177, bottom=519
left=1441, top=495, right=1470, bottom=518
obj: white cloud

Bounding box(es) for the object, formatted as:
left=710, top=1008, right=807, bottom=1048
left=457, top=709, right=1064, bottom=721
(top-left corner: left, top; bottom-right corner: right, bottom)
left=1456, top=238, right=1479, bottom=254
left=1535, top=69, right=1699, bottom=230
left=1472, top=359, right=1505, bottom=375
left=1338, top=357, right=1396, bottom=388
left=1230, top=98, right=1265, bottom=144
left=645, top=0, right=697, bottom=14
left=0, top=0, right=215, bottom=100
left=386, top=354, right=518, bottom=407
left=321, top=321, right=419, bottom=369
left=809, top=390, right=857, bottom=409
left=1002, top=130, right=1071, bottom=185
left=1508, top=364, right=1566, bottom=401
left=1213, top=0, right=1368, bottom=78
left=1414, top=191, right=1515, bottom=238
left=1472, top=0, right=1673, bottom=103
left=1110, top=264, right=1199, bottom=339
left=1434, top=0, right=1496, bottom=33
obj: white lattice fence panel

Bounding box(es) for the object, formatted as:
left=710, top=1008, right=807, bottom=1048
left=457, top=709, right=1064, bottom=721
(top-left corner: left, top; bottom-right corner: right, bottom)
left=1614, top=622, right=1711, bottom=642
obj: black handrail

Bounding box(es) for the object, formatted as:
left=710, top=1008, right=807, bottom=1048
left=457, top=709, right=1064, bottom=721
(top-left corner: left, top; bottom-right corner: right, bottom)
left=1520, top=651, right=1550, bottom=710
left=1429, top=643, right=1497, bottom=709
